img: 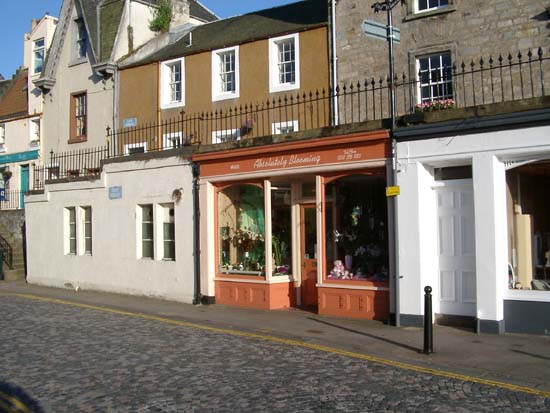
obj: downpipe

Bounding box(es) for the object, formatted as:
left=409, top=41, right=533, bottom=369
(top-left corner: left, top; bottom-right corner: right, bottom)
left=192, top=162, right=201, bottom=305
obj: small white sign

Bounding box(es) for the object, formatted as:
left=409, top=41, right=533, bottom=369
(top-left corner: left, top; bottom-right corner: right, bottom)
left=109, top=186, right=122, bottom=200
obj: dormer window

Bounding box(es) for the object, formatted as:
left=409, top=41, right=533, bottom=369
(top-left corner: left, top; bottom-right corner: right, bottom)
left=75, top=19, right=87, bottom=59
left=33, top=38, right=45, bottom=75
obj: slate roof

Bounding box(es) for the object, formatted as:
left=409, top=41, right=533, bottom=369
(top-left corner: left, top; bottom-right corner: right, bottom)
left=136, top=0, right=328, bottom=66
left=78, top=0, right=218, bottom=63
left=0, top=70, right=28, bottom=121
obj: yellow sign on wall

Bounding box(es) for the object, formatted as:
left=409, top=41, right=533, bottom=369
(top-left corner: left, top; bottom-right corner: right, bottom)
left=386, top=186, right=400, bottom=197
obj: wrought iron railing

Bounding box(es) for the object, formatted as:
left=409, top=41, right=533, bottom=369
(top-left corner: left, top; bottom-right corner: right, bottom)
left=30, top=47, right=549, bottom=190
left=0, top=233, right=13, bottom=269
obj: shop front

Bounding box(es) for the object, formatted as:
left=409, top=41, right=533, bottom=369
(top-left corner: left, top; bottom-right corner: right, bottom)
left=194, top=129, right=392, bottom=320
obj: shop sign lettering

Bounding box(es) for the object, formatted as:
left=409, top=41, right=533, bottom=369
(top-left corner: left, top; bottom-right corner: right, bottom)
left=337, top=149, right=362, bottom=161
left=253, top=154, right=322, bottom=170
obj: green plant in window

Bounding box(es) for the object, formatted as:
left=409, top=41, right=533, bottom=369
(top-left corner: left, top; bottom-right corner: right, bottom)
left=149, top=0, right=173, bottom=33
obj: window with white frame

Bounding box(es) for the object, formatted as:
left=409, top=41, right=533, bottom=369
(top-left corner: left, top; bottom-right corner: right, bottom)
left=162, top=204, right=175, bottom=260
left=416, top=0, right=449, bottom=12
left=33, top=38, right=45, bottom=75
left=29, top=118, right=40, bottom=147
left=75, top=19, right=87, bottom=59
left=161, top=58, right=185, bottom=109
left=0, top=124, right=5, bottom=149
left=212, top=46, right=239, bottom=101
left=66, top=207, right=77, bottom=255
left=417, top=52, right=453, bottom=105
left=212, top=129, right=241, bottom=144
left=163, top=132, right=182, bottom=150
left=140, top=204, right=154, bottom=259
left=272, top=120, right=299, bottom=135
left=124, top=142, right=147, bottom=155
left=269, top=33, right=300, bottom=93
left=82, top=206, right=92, bottom=255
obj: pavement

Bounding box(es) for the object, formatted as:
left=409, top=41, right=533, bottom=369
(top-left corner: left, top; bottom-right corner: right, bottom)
left=1, top=280, right=550, bottom=411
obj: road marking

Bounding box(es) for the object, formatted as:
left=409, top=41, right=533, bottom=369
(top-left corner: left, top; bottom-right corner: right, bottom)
left=6, top=293, right=550, bottom=399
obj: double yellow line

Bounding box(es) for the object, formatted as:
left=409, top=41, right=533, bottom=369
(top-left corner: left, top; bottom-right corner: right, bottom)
left=7, top=293, right=550, bottom=399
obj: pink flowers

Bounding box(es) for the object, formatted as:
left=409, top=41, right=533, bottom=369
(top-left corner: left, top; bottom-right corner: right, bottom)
left=415, top=99, right=455, bottom=112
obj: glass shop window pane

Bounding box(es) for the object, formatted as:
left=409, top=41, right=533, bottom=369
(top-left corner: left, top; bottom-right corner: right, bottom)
left=218, top=184, right=265, bottom=276
left=325, top=174, right=389, bottom=283
left=271, top=185, right=292, bottom=276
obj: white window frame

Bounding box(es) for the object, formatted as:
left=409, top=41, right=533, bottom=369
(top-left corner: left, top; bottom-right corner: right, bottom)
left=0, top=124, right=5, bottom=152
left=65, top=207, right=77, bottom=255
left=29, top=117, right=40, bottom=148
left=75, top=19, right=87, bottom=60
left=212, top=129, right=241, bottom=144
left=137, top=204, right=155, bottom=260
left=123, top=142, right=148, bottom=155
left=32, top=38, right=45, bottom=75
left=271, top=120, right=299, bottom=135
left=81, top=206, right=92, bottom=256
left=160, top=203, right=175, bottom=261
left=160, top=57, right=185, bottom=109
left=269, top=33, right=300, bottom=94
left=416, top=52, right=453, bottom=104
left=162, top=132, right=183, bottom=150
left=415, top=0, right=449, bottom=13
left=211, top=46, right=240, bottom=102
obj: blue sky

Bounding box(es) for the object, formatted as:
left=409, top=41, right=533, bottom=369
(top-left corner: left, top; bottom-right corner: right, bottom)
left=0, top=0, right=298, bottom=79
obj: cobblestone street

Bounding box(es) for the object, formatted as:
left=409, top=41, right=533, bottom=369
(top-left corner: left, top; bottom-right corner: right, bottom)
left=1, top=295, right=549, bottom=412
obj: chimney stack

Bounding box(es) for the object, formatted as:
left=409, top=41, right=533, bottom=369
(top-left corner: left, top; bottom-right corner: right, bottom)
left=170, top=0, right=190, bottom=31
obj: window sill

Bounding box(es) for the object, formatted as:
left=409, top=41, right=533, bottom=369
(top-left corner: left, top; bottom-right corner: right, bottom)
left=0, top=146, right=6, bottom=153
left=68, top=137, right=87, bottom=144
left=160, top=101, right=185, bottom=110
left=403, top=5, right=456, bottom=22
left=212, top=92, right=240, bottom=102
left=68, top=57, right=87, bottom=68
left=269, top=82, right=300, bottom=94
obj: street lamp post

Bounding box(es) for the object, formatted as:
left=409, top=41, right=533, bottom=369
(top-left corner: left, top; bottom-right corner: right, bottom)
left=372, top=0, right=403, bottom=327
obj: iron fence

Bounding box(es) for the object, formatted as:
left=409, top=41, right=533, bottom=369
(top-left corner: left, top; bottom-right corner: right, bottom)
left=0, top=232, right=13, bottom=269
left=31, top=47, right=549, bottom=190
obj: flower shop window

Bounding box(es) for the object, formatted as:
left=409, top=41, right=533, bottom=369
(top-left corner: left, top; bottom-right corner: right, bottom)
left=218, top=184, right=266, bottom=276
left=271, top=184, right=292, bottom=276
left=325, top=174, right=389, bottom=283
left=506, top=162, right=550, bottom=291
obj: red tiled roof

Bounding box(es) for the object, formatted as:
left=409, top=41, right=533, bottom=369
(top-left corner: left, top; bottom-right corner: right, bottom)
left=0, top=70, right=28, bottom=120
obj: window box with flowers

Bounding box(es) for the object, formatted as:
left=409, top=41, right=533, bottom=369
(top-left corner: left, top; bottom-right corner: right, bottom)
left=415, top=99, right=455, bottom=112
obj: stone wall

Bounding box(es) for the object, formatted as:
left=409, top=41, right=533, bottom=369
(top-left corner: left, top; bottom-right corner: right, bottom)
left=336, top=0, right=549, bottom=84
left=0, top=210, right=25, bottom=242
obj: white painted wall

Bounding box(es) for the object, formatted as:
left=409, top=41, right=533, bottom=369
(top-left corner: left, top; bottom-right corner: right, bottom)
left=396, top=125, right=550, bottom=322
left=25, top=156, right=196, bottom=303
left=42, top=4, right=114, bottom=154
left=113, top=1, right=158, bottom=62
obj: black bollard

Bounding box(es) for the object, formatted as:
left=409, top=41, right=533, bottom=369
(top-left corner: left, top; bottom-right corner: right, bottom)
left=423, top=286, right=433, bottom=355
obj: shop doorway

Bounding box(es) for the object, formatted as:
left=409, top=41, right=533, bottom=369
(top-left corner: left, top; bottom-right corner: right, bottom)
left=436, top=179, right=477, bottom=317
left=300, top=203, right=318, bottom=307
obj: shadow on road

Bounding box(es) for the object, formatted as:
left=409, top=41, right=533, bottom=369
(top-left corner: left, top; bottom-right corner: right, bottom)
left=307, top=317, right=421, bottom=353
left=511, top=349, right=550, bottom=361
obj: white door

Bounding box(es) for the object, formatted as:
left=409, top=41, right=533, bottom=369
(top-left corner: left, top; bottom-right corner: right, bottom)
left=436, top=180, right=476, bottom=316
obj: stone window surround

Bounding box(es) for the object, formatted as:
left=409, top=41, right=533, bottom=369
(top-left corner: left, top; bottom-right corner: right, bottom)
left=408, top=43, right=457, bottom=103
left=211, top=45, right=240, bottom=102
left=160, top=57, right=185, bottom=109
left=268, top=33, right=301, bottom=94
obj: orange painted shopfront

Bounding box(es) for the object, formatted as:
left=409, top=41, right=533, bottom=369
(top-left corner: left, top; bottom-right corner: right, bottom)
left=194, top=129, right=392, bottom=320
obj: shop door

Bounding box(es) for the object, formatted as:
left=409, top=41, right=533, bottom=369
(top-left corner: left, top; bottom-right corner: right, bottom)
left=300, top=204, right=318, bottom=307
left=20, top=165, right=29, bottom=208
left=436, top=180, right=476, bottom=317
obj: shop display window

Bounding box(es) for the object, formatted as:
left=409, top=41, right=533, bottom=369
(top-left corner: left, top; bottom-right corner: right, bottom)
left=271, top=185, right=292, bottom=276
left=325, top=174, right=389, bottom=283
left=507, top=163, right=550, bottom=291
left=218, top=184, right=265, bottom=276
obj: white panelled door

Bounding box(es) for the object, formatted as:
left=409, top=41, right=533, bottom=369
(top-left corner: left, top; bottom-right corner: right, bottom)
left=436, top=180, right=477, bottom=316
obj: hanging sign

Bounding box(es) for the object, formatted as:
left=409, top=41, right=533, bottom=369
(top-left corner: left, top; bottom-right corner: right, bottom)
left=386, top=186, right=400, bottom=197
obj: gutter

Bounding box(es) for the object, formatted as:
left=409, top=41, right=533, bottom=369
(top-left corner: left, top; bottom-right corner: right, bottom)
left=192, top=162, right=202, bottom=305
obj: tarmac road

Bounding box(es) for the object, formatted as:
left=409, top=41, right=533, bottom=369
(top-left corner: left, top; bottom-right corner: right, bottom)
left=0, top=293, right=549, bottom=412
